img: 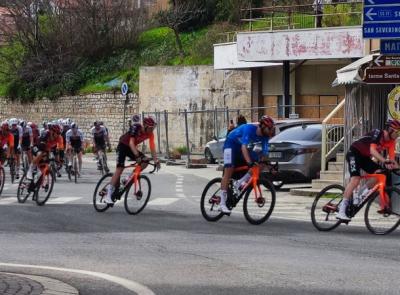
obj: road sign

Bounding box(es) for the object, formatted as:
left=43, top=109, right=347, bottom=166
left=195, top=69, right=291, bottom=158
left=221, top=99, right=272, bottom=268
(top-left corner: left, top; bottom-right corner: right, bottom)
left=121, top=82, right=129, bottom=96
left=363, top=23, right=400, bottom=39
left=364, top=6, right=400, bottom=23
left=363, top=67, right=400, bottom=83
left=373, top=55, right=400, bottom=67
left=381, top=40, right=400, bottom=55
left=365, top=0, right=400, bottom=6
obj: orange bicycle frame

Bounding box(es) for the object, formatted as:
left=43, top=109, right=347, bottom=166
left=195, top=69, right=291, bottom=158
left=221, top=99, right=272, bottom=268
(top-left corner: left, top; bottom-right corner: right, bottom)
left=233, top=165, right=262, bottom=200
left=362, top=173, right=389, bottom=211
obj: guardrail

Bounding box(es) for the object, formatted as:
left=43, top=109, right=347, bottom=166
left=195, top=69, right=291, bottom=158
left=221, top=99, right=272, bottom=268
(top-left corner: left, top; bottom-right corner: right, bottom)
left=321, top=99, right=345, bottom=172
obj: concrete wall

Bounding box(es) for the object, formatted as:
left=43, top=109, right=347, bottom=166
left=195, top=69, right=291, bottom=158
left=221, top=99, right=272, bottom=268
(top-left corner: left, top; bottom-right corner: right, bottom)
left=0, top=93, right=139, bottom=146
left=139, top=66, right=252, bottom=153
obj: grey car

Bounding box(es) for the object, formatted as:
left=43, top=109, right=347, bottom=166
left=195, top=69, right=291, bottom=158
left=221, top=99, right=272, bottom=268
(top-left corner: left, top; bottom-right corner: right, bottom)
left=204, top=119, right=320, bottom=164
left=267, top=123, right=343, bottom=184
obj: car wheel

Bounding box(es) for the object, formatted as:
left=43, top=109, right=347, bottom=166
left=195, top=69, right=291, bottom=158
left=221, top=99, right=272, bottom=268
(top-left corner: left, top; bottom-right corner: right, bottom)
left=205, top=148, right=215, bottom=164
left=272, top=181, right=284, bottom=190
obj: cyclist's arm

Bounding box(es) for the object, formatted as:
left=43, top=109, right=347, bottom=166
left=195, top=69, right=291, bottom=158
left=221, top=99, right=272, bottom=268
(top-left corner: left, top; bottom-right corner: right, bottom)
left=148, top=132, right=158, bottom=162
left=7, top=134, right=14, bottom=158
left=370, top=144, right=386, bottom=164
left=241, top=145, right=252, bottom=164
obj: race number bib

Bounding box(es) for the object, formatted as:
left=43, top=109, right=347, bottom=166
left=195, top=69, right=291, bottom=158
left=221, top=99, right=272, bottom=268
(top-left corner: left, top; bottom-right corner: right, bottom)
left=224, top=148, right=232, bottom=165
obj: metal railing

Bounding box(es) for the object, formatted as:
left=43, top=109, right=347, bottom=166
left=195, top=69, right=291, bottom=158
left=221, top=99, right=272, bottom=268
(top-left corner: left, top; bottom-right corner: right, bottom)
left=241, top=1, right=362, bottom=31
left=321, top=99, right=345, bottom=172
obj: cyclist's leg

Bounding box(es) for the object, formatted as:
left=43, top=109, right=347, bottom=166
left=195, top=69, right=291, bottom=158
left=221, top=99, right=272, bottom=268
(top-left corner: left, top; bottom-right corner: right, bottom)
left=106, top=144, right=126, bottom=203
left=77, top=147, right=83, bottom=174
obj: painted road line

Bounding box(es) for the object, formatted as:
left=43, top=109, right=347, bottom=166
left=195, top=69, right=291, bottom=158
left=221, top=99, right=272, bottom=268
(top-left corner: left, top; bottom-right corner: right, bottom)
left=0, top=263, right=155, bottom=295
left=176, top=188, right=183, bottom=193
left=176, top=193, right=186, bottom=198
left=0, top=197, right=17, bottom=205
left=148, top=197, right=180, bottom=206
left=47, top=197, right=82, bottom=204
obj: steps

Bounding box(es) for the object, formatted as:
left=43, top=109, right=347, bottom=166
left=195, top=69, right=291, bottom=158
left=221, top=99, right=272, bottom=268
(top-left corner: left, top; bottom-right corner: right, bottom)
left=290, top=153, right=344, bottom=197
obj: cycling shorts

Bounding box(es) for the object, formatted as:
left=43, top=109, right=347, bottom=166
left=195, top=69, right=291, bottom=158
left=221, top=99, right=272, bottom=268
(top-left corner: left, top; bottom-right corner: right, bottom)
left=346, top=147, right=381, bottom=177
left=116, top=143, right=143, bottom=168
left=223, top=139, right=259, bottom=168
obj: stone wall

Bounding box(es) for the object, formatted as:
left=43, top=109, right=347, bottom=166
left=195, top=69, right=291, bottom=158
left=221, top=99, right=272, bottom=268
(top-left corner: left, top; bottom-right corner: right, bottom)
left=139, top=66, right=252, bottom=154
left=0, top=93, right=139, bottom=146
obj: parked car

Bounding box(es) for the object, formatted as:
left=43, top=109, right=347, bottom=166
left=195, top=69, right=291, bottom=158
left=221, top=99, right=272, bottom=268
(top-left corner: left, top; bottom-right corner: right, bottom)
left=204, top=119, right=320, bottom=164
left=267, top=123, right=344, bottom=186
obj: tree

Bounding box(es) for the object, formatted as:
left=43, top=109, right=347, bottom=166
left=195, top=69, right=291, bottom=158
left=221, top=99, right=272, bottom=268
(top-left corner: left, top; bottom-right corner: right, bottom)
left=156, top=0, right=205, bottom=58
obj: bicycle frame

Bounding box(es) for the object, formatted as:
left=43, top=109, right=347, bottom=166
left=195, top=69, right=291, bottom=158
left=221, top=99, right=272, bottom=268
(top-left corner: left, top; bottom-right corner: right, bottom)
left=361, top=173, right=389, bottom=212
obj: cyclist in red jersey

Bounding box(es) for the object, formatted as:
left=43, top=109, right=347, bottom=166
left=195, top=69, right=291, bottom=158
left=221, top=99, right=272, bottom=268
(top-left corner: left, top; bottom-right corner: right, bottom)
left=337, top=120, right=400, bottom=220
left=27, top=124, right=64, bottom=180
left=0, top=122, right=14, bottom=164
left=105, top=116, right=160, bottom=204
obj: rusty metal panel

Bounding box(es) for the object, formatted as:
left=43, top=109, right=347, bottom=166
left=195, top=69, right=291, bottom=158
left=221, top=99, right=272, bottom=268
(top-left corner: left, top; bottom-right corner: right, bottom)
left=237, top=27, right=364, bottom=62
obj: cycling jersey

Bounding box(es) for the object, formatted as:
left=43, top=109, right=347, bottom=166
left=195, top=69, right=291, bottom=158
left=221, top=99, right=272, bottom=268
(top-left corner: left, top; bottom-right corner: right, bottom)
left=91, top=126, right=108, bottom=147
left=61, top=127, right=70, bottom=150
left=351, top=129, right=395, bottom=159
left=223, top=124, right=270, bottom=168
left=21, top=126, right=33, bottom=148
left=32, top=128, right=40, bottom=146
left=119, top=124, right=155, bottom=151
left=0, top=132, right=14, bottom=149
left=66, top=129, right=84, bottom=149
left=10, top=126, right=22, bottom=151
left=38, top=130, right=64, bottom=152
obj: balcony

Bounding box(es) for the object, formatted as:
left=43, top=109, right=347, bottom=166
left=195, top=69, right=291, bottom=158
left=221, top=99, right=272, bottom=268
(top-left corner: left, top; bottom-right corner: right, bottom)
left=241, top=0, right=362, bottom=32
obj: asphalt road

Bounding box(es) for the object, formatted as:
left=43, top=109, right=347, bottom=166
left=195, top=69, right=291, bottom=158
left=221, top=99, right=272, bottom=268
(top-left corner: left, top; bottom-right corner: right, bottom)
left=0, top=156, right=399, bottom=295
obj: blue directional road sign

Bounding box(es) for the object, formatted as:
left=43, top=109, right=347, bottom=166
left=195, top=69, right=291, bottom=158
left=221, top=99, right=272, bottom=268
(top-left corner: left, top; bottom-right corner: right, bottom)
left=381, top=39, right=400, bottom=55
left=365, top=0, right=400, bottom=5
left=364, top=6, right=400, bottom=23
left=121, top=82, right=129, bottom=96
left=363, top=23, right=400, bottom=39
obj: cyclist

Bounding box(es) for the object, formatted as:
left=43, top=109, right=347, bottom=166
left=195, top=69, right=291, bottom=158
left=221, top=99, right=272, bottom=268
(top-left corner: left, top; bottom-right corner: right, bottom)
left=0, top=121, right=14, bottom=166
left=218, top=115, right=276, bottom=214
left=40, top=121, right=48, bottom=137
left=337, top=119, right=400, bottom=221
left=104, top=116, right=160, bottom=204
left=66, top=122, right=84, bottom=177
left=91, top=121, right=110, bottom=171
left=27, top=124, right=64, bottom=180
left=20, top=120, right=34, bottom=169
left=99, top=121, right=111, bottom=150
left=28, top=122, right=40, bottom=147
left=9, top=118, right=22, bottom=179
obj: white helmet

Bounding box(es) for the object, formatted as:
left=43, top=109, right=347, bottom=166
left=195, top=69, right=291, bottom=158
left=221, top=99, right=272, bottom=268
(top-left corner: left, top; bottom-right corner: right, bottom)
left=9, top=118, right=18, bottom=126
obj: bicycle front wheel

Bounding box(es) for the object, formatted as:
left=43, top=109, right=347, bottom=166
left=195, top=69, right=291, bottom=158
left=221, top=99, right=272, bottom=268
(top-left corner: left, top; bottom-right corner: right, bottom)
left=35, top=172, right=55, bottom=206
left=311, top=184, right=343, bottom=231
left=9, top=159, right=15, bottom=184
left=93, top=173, right=113, bottom=212
left=364, top=187, right=400, bottom=235
left=17, top=174, right=33, bottom=203
left=200, top=177, right=224, bottom=222
left=0, top=167, right=5, bottom=196
left=124, top=175, right=151, bottom=215
left=243, top=180, right=276, bottom=225
left=74, top=155, right=78, bottom=183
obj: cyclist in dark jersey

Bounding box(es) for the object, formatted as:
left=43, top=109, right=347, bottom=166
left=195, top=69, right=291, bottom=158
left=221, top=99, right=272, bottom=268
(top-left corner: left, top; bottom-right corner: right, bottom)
left=9, top=118, right=22, bottom=179
left=91, top=121, right=109, bottom=170
left=66, top=123, right=84, bottom=177
left=104, top=116, right=160, bottom=204
left=20, top=121, right=33, bottom=169
left=337, top=120, right=400, bottom=220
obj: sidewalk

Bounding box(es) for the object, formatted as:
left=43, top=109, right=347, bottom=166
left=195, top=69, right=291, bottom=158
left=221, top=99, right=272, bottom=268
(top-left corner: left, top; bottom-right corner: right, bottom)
left=0, top=272, right=78, bottom=295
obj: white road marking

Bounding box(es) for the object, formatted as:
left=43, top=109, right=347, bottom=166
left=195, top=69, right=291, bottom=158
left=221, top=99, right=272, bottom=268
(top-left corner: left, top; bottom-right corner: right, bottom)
left=47, top=197, right=82, bottom=204
left=0, top=197, right=17, bottom=205
left=175, top=188, right=183, bottom=193
left=148, top=198, right=179, bottom=206
left=176, top=193, right=186, bottom=198
left=0, top=263, right=155, bottom=295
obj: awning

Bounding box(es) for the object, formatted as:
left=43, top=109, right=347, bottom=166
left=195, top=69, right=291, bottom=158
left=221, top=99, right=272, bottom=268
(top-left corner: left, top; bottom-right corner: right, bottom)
left=332, top=54, right=378, bottom=87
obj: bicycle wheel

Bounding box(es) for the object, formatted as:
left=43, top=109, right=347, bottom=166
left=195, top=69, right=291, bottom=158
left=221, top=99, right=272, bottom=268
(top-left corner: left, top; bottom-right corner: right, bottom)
left=50, top=161, right=57, bottom=183
left=200, top=177, right=224, bottom=222
left=98, top=151, right=104, bottom=176
left=93, top=173, right=112, bottom=212
left=73, top=155, right=78, bottom=184
left=311, top=184, right=343, bottom=231
left=102, top=153, right=109, bottom=174
left=22, top=153, right=29, bottom=174
left=124, top=175, right=151, bottom=215
left=66, top=159, right=72, bottom=182
left=364, top=187, right=400, bottom=235
left=17, top=174, right=33, bottom=203
left=35, top=171, right=55, bottom=206
left=0, top=167, right=5, bottom=196
left=243, top=179, right=276, bottom=225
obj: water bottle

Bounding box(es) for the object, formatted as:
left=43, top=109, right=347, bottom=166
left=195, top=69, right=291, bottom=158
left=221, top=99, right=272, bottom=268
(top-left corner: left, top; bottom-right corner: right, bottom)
left=352, top=186, right=360, bottom=205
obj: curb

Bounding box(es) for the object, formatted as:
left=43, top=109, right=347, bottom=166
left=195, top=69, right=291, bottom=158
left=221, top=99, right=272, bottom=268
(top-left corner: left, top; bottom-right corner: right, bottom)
left=1, top=272, right=79, bottom=295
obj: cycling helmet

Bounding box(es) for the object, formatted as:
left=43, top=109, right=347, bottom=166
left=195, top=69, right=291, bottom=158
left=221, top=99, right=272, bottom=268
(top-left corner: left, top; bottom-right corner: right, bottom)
left=20, top=120, right=27, bottom=128
left=71, top=122, right=77, bottom=129
left=143, top=117, right=156, bottom=128
left=1, top=121, right=9, bottom=131
left=9, top=118, right=18, bottom=126
left=259, top=115, right=275, bottom=128
left=387, top=119, right=400, bottom=130
left=131, top=114, right=140, bottom=123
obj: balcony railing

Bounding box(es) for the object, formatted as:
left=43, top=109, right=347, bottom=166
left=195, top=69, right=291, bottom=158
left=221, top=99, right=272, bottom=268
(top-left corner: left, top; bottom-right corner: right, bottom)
left=241, top=1, right=362, bottom=32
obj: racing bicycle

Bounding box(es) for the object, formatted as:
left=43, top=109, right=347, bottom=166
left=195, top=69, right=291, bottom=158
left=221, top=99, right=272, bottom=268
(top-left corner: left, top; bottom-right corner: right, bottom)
left=311, top=168, right=400, bottom=235
left=93, top=159, right=158, bottom=215
left=200, top=161, right=277, bottom=225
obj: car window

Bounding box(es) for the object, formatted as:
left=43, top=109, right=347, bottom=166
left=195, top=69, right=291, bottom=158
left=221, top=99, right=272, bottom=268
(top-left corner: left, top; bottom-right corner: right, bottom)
left=218, top=128, right=227, bottom=139
left=270, top=124, right=321, bottom=142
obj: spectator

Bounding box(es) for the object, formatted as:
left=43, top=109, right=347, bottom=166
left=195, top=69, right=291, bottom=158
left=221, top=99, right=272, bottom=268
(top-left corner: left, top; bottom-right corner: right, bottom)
left=237, top=114, right=247, bottom=126
left=313, top=0, right=323, bottom=28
